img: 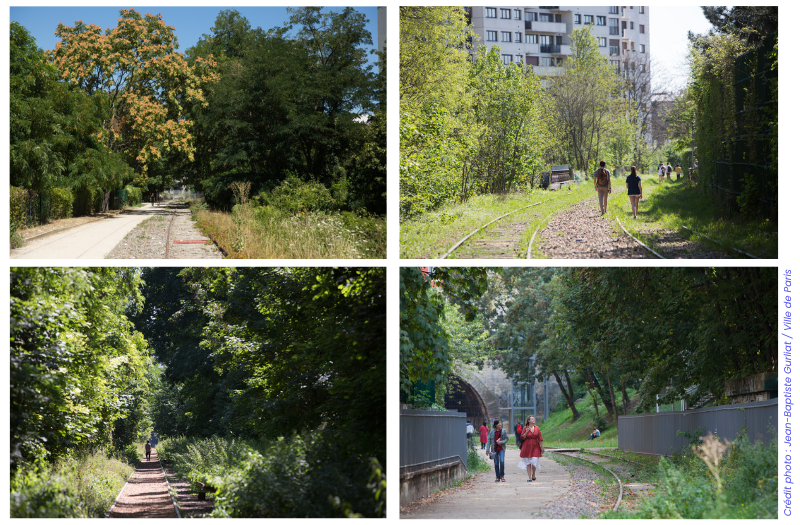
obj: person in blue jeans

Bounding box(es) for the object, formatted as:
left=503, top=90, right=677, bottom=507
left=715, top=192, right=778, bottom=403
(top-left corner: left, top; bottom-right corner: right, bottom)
left=487, top=419, right=509, bottom=482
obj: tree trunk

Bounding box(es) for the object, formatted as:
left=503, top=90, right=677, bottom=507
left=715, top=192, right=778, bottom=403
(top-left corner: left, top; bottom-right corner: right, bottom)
left=607, top=373, right=618, bottom=425
left=621, top=379, right=630, bottom=415
left=553, top=371, right=580, bottom=420
left=587, top=368, right=615, bottom=415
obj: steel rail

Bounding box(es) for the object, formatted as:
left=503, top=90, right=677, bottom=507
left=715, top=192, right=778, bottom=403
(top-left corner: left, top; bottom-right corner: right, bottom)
left=550, top=449, right=623, bottom=512
left=680, top=225, right=759, bottom=259
left=615, top=218, right=665, bottom=259
left=439, top=197, right=557, bottom=259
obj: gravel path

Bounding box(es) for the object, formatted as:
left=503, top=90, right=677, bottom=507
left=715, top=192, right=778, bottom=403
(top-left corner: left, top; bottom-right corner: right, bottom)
left=534, top=456, right=608, bottom=519
left=108, top=450, right=177, bottom=518
left=106, top=203, right=223, bottom=259
left=538, top=198, right=652, bottom=259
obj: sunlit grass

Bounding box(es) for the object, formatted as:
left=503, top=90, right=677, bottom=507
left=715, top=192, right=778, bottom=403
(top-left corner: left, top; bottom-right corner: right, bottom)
left=606, top=174, right=777, bottom=258
left=195, top=204, right=386, bottom=259
left=400, top=183, right=594, bottom=259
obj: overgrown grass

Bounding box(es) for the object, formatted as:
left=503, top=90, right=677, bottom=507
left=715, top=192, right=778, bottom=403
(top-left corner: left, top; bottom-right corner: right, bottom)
left=538, top=388, right=638, bottom=448
left=10, top=450, right=136, bottom=518
left=194, top=203, right=385, bottom=259
left=603, top=433, right=778, bottom=519
left=158, top=435, right=385, bottom=518
left=400, top=183, right=593, bottom=259
left=606, top=174, right=777, bottom=258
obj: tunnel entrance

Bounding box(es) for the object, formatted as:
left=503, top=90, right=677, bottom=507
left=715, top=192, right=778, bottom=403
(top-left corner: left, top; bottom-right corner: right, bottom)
left=444, top=375, right=488, bottom=425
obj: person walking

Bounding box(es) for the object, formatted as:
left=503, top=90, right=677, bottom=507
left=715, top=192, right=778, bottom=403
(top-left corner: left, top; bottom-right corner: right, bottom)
left=515, top=421, right=523, bottom=449
left=145, top=440, right=152, bottom=461
left=674, top=165, right=682, bottom=181
left=625, top=166, right=643, bottom=219
left=487, top=419, right=508, bottom=482
left=519, top=415, right=543, bottom=481
left=480, top=421, right=489, bottom=450
left=593, top=160, right=612, bottom=215
left=658, top=162, right=665, bottom=183
left=666, top=163, right=672, bottom=180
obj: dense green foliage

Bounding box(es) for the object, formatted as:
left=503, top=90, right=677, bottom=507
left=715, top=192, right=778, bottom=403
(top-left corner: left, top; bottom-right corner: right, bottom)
left=10, top=7, right=385, bottom=230
left=605, top=433, right=777, bottom=518
left=185, top=8, right=385, bottom=213
left=159, top=435, right=385, bottom=517
left=11, top=266, right=386, bottom=517
left=10, top=268, right=151, bottom=470
left=10, top=451, right=135, bottom=518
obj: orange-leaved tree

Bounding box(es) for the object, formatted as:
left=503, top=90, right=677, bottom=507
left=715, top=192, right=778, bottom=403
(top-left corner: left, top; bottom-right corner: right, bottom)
left=48, top=8, right=218, bottom=184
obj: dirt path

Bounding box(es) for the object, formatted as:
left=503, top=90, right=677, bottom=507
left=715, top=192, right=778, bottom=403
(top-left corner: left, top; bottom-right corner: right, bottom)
left=108, top=450, right=178, bottom=518
left=538, top=198, right=652, bottom=259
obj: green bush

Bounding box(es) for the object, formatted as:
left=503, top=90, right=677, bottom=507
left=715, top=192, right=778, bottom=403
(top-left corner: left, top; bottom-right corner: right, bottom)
left=73, top=187, right=102, bottom=216
left=114, top=444, right=141, bottom=468
left=266, top=174, right=338, bottom=214
left=10, top=186, right=26, bottom=226
left=50, top=188, right=74, bottom=220
left=125, top=185, right=142, bottom=206
left=159, top=435, right=385, bottom=518
left=10, top=451, right=133, bottom=518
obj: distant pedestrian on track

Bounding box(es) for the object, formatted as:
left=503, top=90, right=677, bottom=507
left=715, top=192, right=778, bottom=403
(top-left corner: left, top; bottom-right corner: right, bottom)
left=658, top=162, right=665, bottom=183
left=594, top=160, right=612, bottom=215
left=674, top=165, right=682, bottom=181
left=519, top=415, right=543, bottom=481
left=145, top=440, right=152, bottom=461
left=666, top=163, right=672, bottom=180
left=487, top=419, right=508, bottom=482
left=480, top=421, right=489, bottom=450
left=626, top=165, right=643, bottom=219
left=515, top=421, right=523, bottom=449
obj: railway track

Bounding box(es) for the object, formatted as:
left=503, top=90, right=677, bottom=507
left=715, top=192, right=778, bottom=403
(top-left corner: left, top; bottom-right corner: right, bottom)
left=549, top=449, right=625, bottom=512
left=438, top=197, right=557, bottom=259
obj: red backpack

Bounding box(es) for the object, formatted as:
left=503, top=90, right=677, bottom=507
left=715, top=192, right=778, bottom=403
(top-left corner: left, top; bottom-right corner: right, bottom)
left=595, top=168, right=609, bottom=186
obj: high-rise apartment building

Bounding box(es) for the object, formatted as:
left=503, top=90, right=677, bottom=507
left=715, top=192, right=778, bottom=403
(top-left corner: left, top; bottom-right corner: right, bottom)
left=466, top=6, right=650, bottom=74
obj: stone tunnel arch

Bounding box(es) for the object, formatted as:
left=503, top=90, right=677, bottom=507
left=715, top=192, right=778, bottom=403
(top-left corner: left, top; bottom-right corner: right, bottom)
left=444, top=371, right=504, bottom=426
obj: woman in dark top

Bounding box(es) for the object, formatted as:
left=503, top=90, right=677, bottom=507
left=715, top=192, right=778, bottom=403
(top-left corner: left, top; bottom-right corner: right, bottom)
left=625, top=166, right=643, bottom=218
left=487, top=419, right=508, bottom=482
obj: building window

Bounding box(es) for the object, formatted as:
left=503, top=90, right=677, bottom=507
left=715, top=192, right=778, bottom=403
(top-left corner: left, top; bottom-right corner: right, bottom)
left=609, top=6, right=619, bottom=14
left=610, top=45, right=620, bottom=56
left=486, top=8, right=497, bottom=18
left=639, top=6, right=645, bottom=14
left=503, top=54, right=513, bottom=65
left=514, top=9, right=522, bottom=20
left=540, top=35, right=552, bottom=45
left=574, top=14, right=581, bottom=24
left=501, top=31, right=512, bottom=42
left=609, top=18, right=619, bottom=35
left=515, top=32, right=522, bottom=43
left=597, top=37, right=607, bottom=47
left=640, top=44, right=645, bottom=53
left=525, top=12, right=535, bottom=22
left=487, top=30, right=497, bottom=42
left=539, top=13, right=553, bottom=23
left=525, top=33, right=537, bottom=44
left=596, top=15, right=606, bottom=26
left=584, top=15, right=593, bottom=24
left=500, top=8, right=511, bottom=19
left=640, top=24, right=645, bottom=34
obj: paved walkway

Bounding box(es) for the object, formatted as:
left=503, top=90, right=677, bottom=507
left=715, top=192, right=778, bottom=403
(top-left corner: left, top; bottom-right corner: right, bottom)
left=108, top=450, right=177, bottom=518
left=402, top=447, right=571, bottom=519
left=11, top=205, right=171, bottom=259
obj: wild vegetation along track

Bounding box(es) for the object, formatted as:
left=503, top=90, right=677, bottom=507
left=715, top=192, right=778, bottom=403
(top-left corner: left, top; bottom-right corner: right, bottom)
left=439, top=197, right=556, bottom=259
left=549, top=449, right=624, bottom=512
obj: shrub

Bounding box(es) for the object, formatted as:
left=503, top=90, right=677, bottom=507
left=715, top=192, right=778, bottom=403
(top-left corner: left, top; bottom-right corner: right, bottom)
left=73, top=187, right=101, bottom=216
left=125, top=185, right=142, bottom=206
left=114, top=444, right=141, bottom=468
left=267, top=175, right=338, bottom=214
left=50, top=187, right=74, bottom=220
left=10, top=451, right=133, bottom=518
left=10, top=186, right=26, bottom=226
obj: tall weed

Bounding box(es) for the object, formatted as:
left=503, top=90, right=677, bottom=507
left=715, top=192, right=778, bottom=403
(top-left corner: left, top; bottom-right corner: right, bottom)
left=10, top=451, right=134, bottom=518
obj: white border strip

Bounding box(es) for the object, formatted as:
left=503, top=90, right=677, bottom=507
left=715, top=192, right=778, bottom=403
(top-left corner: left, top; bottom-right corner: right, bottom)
left=105, top=464, right=137, bottom=518
left=159, top=454, right=183, bottom=519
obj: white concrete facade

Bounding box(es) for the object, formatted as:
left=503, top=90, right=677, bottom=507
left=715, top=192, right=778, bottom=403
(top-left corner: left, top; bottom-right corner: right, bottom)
left=466, top=6, right=650, bottom=69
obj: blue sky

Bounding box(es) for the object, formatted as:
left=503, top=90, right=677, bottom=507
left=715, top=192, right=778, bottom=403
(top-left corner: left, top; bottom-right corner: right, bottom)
left=10, top=6, right=381, bottom=58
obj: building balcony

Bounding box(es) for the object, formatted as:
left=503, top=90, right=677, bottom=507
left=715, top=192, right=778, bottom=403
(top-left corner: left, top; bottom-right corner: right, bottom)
left=539, top=44, right=572, bottom=56
left=525, top=20, right=567, bottom=33
left=621, top=28, right=631, bottom=40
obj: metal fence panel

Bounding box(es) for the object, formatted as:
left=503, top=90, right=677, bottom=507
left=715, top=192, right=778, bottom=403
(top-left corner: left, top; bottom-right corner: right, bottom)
left=400, top=409, right=467, bottom=475
left=619, top=398, right=779, bottom=456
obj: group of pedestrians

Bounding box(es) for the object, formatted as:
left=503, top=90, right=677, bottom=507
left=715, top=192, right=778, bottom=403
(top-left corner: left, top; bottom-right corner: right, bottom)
left=479, top=417, right=543, bottom=483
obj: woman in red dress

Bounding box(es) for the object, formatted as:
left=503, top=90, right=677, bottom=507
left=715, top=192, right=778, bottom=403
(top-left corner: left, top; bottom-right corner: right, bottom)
left=518, top=415, right=543, bottom=481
